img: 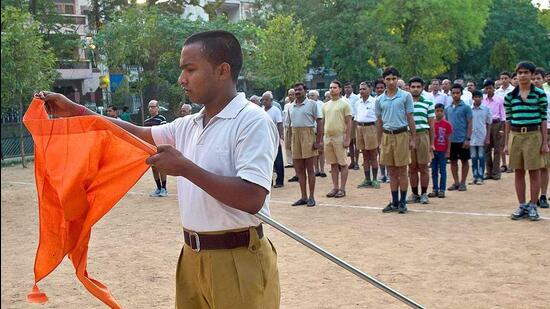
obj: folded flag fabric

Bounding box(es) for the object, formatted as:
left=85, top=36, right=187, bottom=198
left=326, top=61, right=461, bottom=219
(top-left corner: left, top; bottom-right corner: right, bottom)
left=23, top=98, right=156, bottom=308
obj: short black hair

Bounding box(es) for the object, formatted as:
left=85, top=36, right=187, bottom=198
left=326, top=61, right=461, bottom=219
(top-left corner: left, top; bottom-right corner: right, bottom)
left=534, top=67, right=546, bottom=77
left=382, top=66, right=400, bottom=78
left=431, top=78, right=441, bottom=84
left=184, top=30, right=243, bottom=82
left=515, top=61, right=536, bottom=74
left=108, top=105, right=118, bottom=110
left=451, top=83, right=463, bottom=93
left=435, top=103, right=445, bottom=110
left=344, top=82, right=353, bottom=87
left=123, top=106, right=129, bottom=112
left=483, top=79, right=495, bottom=88
left=408, top=76, right=424, bottom=86
left=512, top=72, right=517, bottom=78
left=374, top=79, right=386, bottom=88
left=294, top=82, right=307, bottom=90
left=500, top=71, right=511, bottom=78
left=331, top=80, right=342, bottom=89
left=472, top=90, right=483, bottom=98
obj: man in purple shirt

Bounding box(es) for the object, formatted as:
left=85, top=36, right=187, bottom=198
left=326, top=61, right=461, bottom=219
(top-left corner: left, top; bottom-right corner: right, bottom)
left=482, top=79, right=506, bottom=180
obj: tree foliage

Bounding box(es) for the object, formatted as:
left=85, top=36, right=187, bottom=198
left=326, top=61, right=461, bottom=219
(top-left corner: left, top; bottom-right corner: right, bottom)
left=490, top=39, right=518, bottom=72
left=252, top=15, right=315, bottom=89
left=1, top=6, right=58, bottom=112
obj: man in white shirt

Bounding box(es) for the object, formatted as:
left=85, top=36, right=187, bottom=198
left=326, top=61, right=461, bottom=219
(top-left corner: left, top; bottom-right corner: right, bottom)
left=284, top=88, right=296, bottom=172
left=455, top=78, right=473, bottom=106
left=308, top=89, right=327, bottom=178
left=344, top=82, right=360, bottom=170
left=264, top=91, right=285, bottom=188
left=355, top=82, right=381, bottom=189
left=38, top=30, right=280, bottom=308
left=430, top=79, right=449, bottom=106
left=533, top=67, right=550, bottom=209
left=495, top=71, right=515, bottom=98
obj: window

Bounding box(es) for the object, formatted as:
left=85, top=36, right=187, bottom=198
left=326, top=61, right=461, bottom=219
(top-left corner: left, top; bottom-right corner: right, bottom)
left=55, top=0, right=76, bottom=15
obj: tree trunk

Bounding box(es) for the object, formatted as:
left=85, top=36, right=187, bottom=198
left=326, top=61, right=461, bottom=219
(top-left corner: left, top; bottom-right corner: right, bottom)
left=19, top=95, right=27, bottom=168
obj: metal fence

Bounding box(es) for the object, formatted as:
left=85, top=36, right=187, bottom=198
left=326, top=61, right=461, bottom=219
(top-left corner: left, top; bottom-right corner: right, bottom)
left=1, top=121, right=34, bottom=160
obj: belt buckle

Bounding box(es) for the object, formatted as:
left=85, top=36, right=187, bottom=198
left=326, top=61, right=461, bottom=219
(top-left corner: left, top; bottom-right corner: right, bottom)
left=521, top=127, right=527, bottom=133
left=190, top=232, right=201, bottom=252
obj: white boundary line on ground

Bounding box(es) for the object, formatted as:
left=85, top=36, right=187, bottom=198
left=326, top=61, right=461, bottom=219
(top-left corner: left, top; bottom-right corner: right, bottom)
left=3, top=181, right=548, bottom=220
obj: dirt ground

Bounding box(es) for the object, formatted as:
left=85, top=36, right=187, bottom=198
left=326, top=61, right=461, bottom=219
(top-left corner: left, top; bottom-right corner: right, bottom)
left=1, top=162, right=549, bottom=309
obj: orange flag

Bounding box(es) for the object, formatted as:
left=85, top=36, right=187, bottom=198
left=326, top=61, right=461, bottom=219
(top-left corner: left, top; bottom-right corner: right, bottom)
left=23, top=98, right=156, bottom=308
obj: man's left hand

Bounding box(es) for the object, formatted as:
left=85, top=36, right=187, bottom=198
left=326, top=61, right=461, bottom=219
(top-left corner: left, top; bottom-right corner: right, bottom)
left=146, top=144, right=188, bottom=176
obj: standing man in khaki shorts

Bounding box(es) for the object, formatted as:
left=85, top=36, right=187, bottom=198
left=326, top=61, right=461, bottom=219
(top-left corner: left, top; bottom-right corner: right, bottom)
left=288, top=83, right=323, bottom=207
left=377, top=67, right=417, bottom=214
left=407, top=77, right=434, bottom=205
left=356, top=81, right=381, bottom=189
left=323, top=80, right=353, bottom=198
left=284, top=89, right=296, bottom=171
left=39, top=30, right=281, bottom=308
left=505, top=61, right=548, bottom=221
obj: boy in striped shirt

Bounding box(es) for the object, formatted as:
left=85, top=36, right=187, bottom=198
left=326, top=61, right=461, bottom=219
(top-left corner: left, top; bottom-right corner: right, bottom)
left=504, top=61, right=548, bottom=221
left=407, top=77, right=435, bottom=204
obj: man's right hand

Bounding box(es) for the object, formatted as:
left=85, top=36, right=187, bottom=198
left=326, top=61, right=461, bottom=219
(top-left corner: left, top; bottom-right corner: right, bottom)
left=34, top=91, right=84, bottom=117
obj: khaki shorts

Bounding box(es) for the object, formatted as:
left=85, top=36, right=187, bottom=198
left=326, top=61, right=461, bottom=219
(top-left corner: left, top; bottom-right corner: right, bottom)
left=284, top=128, right=292, bottom=151
left=545, top=130, right=550, bottom=168
left=324, top=134, right=348, bottom=166
left=508, top=131, right=544, bottom=171
left=176, top=226, right=280, bottom=309
left=410, top=131, right=432, bottom=165
left=350, top=121, right=358, bottom=140
left=291, top=127, right=318, bottom=159
left=380, top=131, right=410, bottom=167
left=357, top=125, right=379, bottom=150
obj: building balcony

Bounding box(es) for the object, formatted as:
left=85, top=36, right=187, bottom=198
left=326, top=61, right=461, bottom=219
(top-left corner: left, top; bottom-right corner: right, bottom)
left=56, top=60, right=93, bottom=80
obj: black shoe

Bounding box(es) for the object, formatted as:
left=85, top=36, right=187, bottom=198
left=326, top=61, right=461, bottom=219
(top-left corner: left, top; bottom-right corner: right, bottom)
left=307, top=198, right=316, bottom=207
left=539, top=196, right=549, bottom=208
left=382, top=203, right=398, bottom=213
left=273, top=183, right=284, bottom=188
left=398, top=201, right=408, bottom=214
left=288, top=176, right=299, bottom=182
left=319, top=172, right=327, bottom=177
left=353, top=164, right=359, bottom=170
left=483, top=175, right=493, bottom=180
left=291, top=198, right=308, bottom=206
left=285, top=165, right=294, bottom=168
left=315, top=172, right=321, bottom=177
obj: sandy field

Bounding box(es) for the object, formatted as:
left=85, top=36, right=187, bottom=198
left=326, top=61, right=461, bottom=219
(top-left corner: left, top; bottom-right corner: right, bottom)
left=1, top=162, right=549, bottom=309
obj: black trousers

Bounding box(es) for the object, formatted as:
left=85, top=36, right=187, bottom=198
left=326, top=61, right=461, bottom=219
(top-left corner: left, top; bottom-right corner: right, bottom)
left=274, top=144, right=284, bottom=185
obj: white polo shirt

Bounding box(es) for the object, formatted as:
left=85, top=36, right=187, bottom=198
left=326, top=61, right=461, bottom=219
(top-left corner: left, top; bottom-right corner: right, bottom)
left=355, top=96, right=377, bottom=123
left=265, top=105, right=282, bottom=124
left=151, top=93, right=278, bottom=232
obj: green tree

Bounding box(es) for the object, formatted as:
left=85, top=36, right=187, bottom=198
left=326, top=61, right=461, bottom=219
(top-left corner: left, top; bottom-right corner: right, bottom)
left=253, top=14, right=315, bottom=89
left=367, top=0, right=491, bottom=78
left=460, top=0, right=550, bottom=77
left=490, top=39, right=518, bottom=72
left=1, top=7, right=58, bottom=166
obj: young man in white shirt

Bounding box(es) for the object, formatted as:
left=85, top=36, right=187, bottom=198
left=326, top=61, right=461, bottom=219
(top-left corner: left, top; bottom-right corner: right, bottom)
left=264, top=91, right=285, bottom=188
left=355, top=82, right=381, bottom=189
left=38, top=30, right=281, bottom=308
left=344, top=82, right=360, bottom=170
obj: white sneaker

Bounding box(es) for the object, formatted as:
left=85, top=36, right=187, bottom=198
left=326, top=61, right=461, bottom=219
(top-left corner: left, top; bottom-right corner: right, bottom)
left=159, top=188, right=168, bottom=197
left=150, top=188, right=161, bottom=197
left=420, top=193, right=429, bottom=204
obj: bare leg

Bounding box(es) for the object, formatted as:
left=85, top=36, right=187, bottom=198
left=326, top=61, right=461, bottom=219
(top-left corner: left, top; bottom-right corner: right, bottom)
left=305, top=157, right=316, bottom=199
left=294, top=159, right=307, bottom=200
left=460, top=159, right=469, bottom=185
left=529, top=169, right=541, bottom=205
left=515, top=169, right=526, bottom=204
left=450, top=160, right=459, bottom=185
left=340, top=164, right=349, bottom=191
left=331, top=164, right=340, bottom=190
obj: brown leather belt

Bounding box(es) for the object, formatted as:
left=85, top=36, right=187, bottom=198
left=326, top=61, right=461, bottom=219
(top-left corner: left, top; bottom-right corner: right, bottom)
left=184, top=225, right=263, bottom=252
left=383, top=126, right=408, bottom=134
left=510, top=125, right=540, bottom=133
left=357, top=122, right=376, bottom=126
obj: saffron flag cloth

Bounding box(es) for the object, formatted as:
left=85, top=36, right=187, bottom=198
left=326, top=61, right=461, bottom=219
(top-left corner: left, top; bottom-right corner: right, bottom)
left=23, top=98, right=156, bottom=308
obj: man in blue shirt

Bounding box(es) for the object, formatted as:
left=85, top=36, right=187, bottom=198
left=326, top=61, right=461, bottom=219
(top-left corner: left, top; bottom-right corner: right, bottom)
left=376, top=67, right=417, bottom=214
left=445, top=84, right=473, bottom=192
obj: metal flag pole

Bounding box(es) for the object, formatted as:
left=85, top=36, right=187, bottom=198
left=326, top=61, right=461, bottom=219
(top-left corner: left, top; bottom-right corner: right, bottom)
left=255, top=212, right=425, bottom=309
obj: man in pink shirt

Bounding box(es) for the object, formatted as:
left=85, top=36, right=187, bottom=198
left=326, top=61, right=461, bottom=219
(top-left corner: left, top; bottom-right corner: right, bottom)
left=482, top=79, right=506, bottom=180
